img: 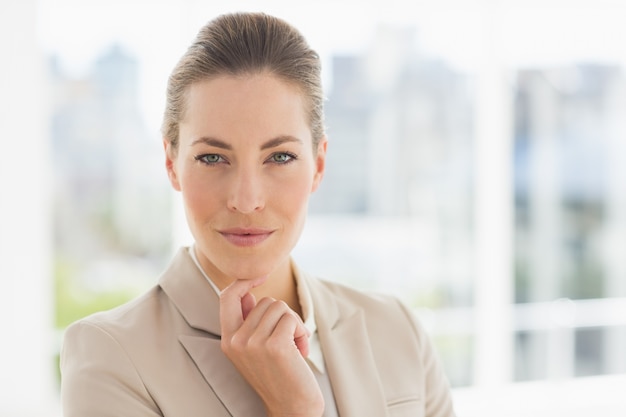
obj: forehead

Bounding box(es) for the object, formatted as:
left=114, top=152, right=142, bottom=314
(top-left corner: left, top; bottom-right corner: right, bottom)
left=180, top=73, right=312, bottom=146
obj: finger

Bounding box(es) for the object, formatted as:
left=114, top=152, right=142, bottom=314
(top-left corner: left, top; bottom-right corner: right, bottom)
left=220, top=278, right=265, bottom=337
left=292, top=315, right=310, bottom=358
left=272, top=312, right=310, bottom=358
left=240, top=298, right=285, bottom=339
left=239, top=299, right=310, bottom=357
left=293, top=325, right=310, bottom=358
left=238, top=297, right=276, bottom=332
left=262, top=302, right=310, bottom=357
left=241, top=292, right=256, bottom=320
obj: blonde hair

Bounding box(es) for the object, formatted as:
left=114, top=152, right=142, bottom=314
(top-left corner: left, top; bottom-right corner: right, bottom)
left=162, top=12, right=325, bottom=152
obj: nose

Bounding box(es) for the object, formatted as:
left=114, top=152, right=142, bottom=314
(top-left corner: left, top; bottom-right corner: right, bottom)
left=226, top=167, right=265, bottom=213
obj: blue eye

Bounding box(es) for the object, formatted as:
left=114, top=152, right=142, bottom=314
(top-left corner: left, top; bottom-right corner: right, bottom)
left=195, top=154, right=224, bottom=165
left=270, top=152, right=296, bottom=164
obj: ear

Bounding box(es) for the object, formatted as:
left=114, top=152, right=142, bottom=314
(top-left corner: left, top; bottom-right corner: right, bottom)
left=163, top=139, right=181, bottom=191
left=311, top=136, right=327, bottom=193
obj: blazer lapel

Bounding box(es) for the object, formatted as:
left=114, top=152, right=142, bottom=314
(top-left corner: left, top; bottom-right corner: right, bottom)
left=160, top=248, right=266, bottom=416
left=303, top=272, right=389, bottom=417
left=179, top=335, right=266, bottom=416
left=160, top=250, right=388, bottom=416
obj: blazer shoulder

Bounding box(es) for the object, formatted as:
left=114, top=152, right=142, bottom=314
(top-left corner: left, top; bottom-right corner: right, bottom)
left=62, top=283, right=183, bottom=356
left=309, top=275, right=425, bottom=343
left=314, top=277, right=407, bottom=315
left=73, top=285, right=163, bottom=329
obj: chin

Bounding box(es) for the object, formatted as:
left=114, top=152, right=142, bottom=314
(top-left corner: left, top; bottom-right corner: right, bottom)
left=199, top=238, right=293, bottom=282
left=222, top=258, right=278, bottom=281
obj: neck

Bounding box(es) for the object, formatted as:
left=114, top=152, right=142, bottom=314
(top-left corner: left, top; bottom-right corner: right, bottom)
left=250, top=259, right=302, bottom=319
left=194, top=247, right=302, bottom=319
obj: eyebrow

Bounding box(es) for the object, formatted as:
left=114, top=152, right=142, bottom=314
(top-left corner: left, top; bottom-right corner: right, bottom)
left=260, top=135, right=303, bottom=150
left=191, top=137, right=232, bottom=150
left=191, top=135, right=303, bottom=150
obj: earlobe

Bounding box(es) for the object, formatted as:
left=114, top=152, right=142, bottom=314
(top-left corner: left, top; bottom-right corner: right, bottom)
left=163, top=139, right=181, bottom=191
left=311, top=137, right=328, bottom=192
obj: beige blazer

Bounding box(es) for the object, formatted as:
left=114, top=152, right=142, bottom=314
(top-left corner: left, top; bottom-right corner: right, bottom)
left=61, top=248, right=455, bottom=417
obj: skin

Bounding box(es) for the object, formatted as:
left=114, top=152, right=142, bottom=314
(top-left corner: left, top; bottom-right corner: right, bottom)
left=164, top=72, right=327, bottom=416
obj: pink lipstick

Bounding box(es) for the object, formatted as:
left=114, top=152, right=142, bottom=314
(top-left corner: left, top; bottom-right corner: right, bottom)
left=219, top=228, right=273, bottom=247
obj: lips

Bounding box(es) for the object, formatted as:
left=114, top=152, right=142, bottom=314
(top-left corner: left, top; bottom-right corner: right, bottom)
left=219, top=227, right=274, bottom=247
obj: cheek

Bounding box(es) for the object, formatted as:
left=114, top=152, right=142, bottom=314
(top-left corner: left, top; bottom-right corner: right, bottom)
left=180, top=169, right=222, bottom=219
left=273, top=172, right=314, bottom=218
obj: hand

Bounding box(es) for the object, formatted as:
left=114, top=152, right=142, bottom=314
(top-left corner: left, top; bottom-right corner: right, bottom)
left=220, top=279, right=324, bottom=417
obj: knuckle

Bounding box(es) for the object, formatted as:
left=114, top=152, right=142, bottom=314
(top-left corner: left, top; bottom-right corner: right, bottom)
left=223, top=333, right=247, bottom=354
left=267, top=299, right=289, bottom=314
left=285, top=314, right=301, bottom=330
left=246, top=332, right=263, bottom=349
left=257, top=296, right=275, bottom=308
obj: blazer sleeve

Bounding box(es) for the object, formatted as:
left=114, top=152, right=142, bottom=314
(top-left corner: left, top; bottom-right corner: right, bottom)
left=396, top=300, right=456, bottom=417
left=60, top=320, right=162, bottom=417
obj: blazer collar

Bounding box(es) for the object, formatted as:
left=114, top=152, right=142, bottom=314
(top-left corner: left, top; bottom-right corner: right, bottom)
left=159, top=247, right=266, bottom=415
left=159, top=247, right=221, bottom=335
left=302, top=268, right=389, bottom=417
left=159, top=248, right=388, bottom=416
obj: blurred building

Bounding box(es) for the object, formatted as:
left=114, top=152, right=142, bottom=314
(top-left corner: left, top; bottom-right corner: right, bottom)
left=306, top=24, right=475, bottom=304
left=311, top=25, right=474, bottom=221
left=50, top=44, right=171, bottom=293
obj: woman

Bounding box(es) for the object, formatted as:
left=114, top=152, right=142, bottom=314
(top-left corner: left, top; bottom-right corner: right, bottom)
left=60, top=12, right=456, bottom=417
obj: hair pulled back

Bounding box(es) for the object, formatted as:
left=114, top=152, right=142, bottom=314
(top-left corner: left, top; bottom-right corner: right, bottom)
left=162, top=12, right=325, bottom=151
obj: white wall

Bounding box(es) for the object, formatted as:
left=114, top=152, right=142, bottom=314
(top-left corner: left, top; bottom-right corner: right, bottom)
left=0, top=0, right=59, bottom=415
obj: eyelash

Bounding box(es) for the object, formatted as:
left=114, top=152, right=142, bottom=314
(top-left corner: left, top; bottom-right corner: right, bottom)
left=268, top=152, right=297, bottom=164
left=194, top=154, right=224, bottom=165
left=194, top=152, right=298, bottom=166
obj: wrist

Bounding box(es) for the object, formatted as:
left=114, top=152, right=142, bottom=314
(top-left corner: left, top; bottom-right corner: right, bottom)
left=265, top=400, right=324, bottom=417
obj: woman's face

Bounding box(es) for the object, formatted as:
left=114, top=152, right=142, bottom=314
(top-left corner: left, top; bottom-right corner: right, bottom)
left=165, top=73, right=326, bottom=286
